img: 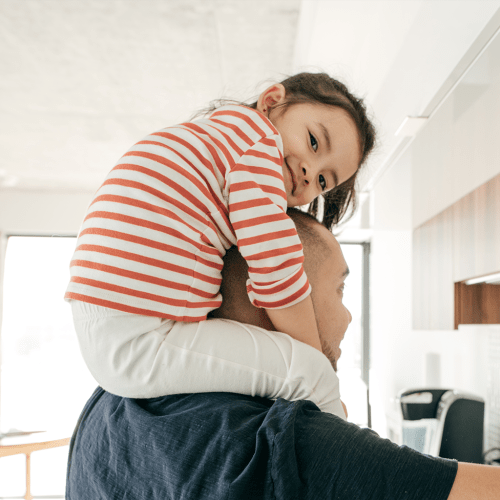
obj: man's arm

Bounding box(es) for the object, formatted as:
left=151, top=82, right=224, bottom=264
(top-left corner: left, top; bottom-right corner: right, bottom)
left=284, top=403, right=500, bottom=500
left=448, top=462, right=500, bottom=499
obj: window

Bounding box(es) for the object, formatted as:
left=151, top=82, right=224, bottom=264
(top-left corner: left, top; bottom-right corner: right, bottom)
left=337, top=243, right=370, bottom=427
left=0, top=236, right=96, bottom=497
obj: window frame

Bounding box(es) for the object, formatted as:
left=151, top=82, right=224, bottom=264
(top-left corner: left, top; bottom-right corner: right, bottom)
left=340, top=241, right=371, bottom=428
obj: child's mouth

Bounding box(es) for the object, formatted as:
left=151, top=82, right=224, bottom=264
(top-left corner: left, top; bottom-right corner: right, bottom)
left=286, top=161, right=297, bottom=194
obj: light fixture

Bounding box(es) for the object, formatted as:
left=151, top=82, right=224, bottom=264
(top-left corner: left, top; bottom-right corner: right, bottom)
left=464, top=272, right=500, bottom=285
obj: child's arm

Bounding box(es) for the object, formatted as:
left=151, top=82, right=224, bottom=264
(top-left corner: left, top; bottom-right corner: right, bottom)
left=227, top=130, right=321, bottom=351
left=265, top=295, right=322, bottom=351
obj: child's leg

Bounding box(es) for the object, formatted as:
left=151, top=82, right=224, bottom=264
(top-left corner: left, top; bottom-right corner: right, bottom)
left=71, top=301, right=345, bottom=419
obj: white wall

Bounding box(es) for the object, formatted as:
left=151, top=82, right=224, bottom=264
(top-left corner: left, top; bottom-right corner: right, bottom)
left=0, top=189, right=93, bottom=235
left=0, top=189, right=93, bottom=351
left=412, top=30, right=500, bottom=228
left=370, top=151, right=413, bottom=436
left=293, top=1, right=500, bottom=192
left=369, top=30, right=500, bottom=439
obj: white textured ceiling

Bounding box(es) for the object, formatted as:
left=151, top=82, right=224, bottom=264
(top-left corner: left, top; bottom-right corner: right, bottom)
left=1, top=0, right=500, bottom=194
left=0, top=0, right=300, bottom=190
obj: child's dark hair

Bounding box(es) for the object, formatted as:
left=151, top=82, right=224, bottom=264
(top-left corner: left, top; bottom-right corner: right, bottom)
left=256, top=73, right=376, bottom=230
left=196, top=72, right=377, bottom=230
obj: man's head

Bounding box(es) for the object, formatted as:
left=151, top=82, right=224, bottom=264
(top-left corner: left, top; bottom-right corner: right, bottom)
left=210, top=208, right=352, bottom=370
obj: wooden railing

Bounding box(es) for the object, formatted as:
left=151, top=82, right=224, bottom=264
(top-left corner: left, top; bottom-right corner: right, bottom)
left=0, top=431, right=70, bottom=500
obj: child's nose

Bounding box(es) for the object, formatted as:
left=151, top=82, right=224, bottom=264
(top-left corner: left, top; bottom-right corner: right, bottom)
left=301, top=165, right=310, bottom=185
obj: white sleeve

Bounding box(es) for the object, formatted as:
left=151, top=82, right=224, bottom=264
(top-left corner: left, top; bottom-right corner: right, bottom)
left=71, top=301, right=346, bottom=419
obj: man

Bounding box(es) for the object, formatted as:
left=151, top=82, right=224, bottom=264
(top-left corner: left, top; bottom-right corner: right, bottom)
left=66, top=209, right=499, bottom=499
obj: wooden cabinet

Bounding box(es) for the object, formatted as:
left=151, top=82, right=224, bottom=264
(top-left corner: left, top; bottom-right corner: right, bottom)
left=454, top=283, right=500, bottom=328
left=453, top=175, right=500, bottom=283
left=413, top=172, right=500, bottom=329
left=413, top=208, right=454, bottom=329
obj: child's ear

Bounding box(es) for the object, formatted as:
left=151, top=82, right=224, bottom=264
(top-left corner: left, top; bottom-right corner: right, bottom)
left=256, top=84, right=286, bottom=116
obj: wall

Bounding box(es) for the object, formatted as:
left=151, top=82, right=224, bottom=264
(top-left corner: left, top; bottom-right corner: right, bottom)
left=370, top=31, right=500, bottom=440
left=0, top=189, right=93, bottom=353
left=412, top=30, right=500, bottom=229
left=0, top=189, right=93, bottom=235
left=370, top=150, right=413, bottom=437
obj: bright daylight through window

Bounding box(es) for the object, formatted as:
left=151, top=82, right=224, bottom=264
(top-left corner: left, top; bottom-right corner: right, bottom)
left=0, top=236, right=95, bottom=497
left=338, top=243, right=368, bottom=428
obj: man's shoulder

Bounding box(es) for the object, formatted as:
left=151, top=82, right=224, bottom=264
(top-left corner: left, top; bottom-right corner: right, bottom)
left=68, top=389, right=458, bottom=500
left=68, top=389, right=317, bottom=500
left=134, top=391, right=323, bottom=446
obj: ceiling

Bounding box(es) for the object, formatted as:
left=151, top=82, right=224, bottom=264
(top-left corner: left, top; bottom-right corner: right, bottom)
left=1, top=0, right=500, bottom=194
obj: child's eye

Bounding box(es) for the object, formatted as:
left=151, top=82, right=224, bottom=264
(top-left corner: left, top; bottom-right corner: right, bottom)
left=319, top=174, right=327, bottom=191
left=309, top=133, right=318, bottom=152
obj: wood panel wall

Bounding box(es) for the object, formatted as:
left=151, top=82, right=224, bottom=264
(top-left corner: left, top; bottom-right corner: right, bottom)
left=453, top=174, right=500, bottom=282
left=413, top=172, right=500, bottom=330
left=413, top=209, right=454, bottom=329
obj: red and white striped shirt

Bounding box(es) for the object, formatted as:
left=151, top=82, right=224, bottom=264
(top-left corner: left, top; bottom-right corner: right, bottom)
left=65, top=105, right=310, bottom=321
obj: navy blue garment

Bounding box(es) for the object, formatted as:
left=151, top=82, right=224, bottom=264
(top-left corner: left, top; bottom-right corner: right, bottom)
left=67, top=387, right=457, bottom=499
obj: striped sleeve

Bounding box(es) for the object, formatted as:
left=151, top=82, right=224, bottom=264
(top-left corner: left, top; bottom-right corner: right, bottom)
left=227, top=134, right=311, bottom=309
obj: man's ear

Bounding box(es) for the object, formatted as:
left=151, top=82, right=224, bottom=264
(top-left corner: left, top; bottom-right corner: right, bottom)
left=256, top=83, right=286, bottom=116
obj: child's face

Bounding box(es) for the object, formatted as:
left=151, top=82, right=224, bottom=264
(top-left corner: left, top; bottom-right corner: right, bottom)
left=267, top=102, right=360, bottom=207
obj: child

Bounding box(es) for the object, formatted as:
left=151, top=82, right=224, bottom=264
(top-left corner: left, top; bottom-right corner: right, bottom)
left=66, top=72, right=376, bottom=418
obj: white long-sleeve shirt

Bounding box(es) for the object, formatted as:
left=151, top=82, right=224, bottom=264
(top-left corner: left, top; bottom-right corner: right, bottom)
left=65, top=105, right=310, bottom=320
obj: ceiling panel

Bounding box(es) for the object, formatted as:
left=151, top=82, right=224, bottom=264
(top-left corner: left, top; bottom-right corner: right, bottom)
left=0, top=0, right=300, bottom=190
